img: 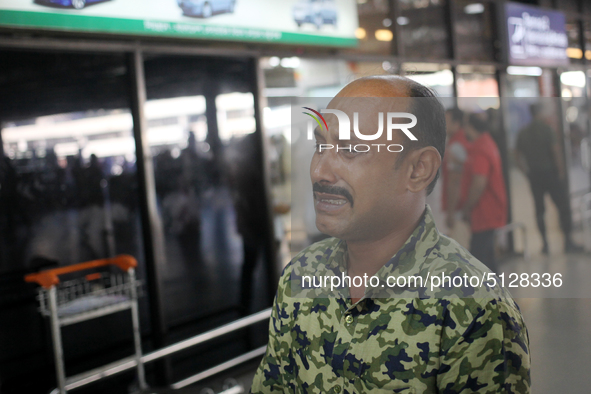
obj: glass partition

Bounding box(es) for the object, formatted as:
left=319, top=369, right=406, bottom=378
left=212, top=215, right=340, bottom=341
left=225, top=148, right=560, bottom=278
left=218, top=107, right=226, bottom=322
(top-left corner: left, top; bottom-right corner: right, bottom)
left=560, top=72, right=589, bottom=199
left=456, top=65, right=499, bottom=100
left=556, top=0, right=580, bottom=14
left=346, top=0, right=393, bottom=55
left=398, top=0, right=450, bottom=59
left=403, top=62, right=454, bottom=97
left=454, top=0, right=496, bottom=62
left=566, top=17, right=583, bottom=64
left=0, top=49, right=144, bottom=394
left=0, top=52, right=142, bottom=272
left=143, top=55, right=272, bottom=329
left=585, top=21, right=591, bottom=62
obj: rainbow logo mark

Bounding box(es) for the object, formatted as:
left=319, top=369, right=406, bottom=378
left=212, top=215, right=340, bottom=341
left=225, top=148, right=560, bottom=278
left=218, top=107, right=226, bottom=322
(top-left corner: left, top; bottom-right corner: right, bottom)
left=302, top=107, right=328, bottom=132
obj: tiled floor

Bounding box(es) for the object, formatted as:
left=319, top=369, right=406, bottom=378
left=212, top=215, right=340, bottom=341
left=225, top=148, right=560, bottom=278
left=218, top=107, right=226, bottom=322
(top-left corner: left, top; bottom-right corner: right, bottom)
left=517, top=296, right=591, bottom=393
left=502, top=253, right=591, bottom=394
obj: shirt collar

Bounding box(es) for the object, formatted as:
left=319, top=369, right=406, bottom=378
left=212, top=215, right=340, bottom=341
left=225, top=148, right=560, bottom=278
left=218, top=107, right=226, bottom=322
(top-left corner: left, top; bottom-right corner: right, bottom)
left=325, top=205, right=440, bottom=290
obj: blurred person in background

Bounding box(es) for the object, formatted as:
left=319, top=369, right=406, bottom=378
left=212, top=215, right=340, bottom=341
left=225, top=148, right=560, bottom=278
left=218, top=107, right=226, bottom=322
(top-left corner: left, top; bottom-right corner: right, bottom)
left=516, top=103, right=582, bottom=254
left=77, top=153, right=107, bottom=260
left=442, top=107, right=471, bottom=234
left=462, top=113, right=507, bottom=273
left=230, top=133, right=269, bottom=317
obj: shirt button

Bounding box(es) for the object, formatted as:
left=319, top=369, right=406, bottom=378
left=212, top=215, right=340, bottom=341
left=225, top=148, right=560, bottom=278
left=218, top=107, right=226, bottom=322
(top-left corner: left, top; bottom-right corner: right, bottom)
left=334, top=386, right=342, bottom=393
left=345, top=314, right=354, bottom=325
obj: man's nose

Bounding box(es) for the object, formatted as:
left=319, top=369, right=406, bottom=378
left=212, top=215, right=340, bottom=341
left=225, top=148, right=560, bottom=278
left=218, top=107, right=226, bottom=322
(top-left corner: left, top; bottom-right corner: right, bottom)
left=311, top=149, right=339, bottom=185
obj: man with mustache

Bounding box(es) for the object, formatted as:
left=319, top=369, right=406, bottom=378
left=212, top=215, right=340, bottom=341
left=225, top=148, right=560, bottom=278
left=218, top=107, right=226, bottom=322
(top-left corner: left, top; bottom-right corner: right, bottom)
left=251, top=76, right=530, bottom=393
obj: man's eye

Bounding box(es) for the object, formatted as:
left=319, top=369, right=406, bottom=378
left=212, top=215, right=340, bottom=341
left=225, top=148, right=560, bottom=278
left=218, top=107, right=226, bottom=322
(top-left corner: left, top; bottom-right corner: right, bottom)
left=338, top=145, right=362, bottom=157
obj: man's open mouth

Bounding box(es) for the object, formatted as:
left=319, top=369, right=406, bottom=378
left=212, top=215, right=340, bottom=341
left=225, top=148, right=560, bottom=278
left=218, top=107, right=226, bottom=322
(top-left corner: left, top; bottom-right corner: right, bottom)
left=314, top=192, right=351, bottom=212
left=320, top=199, right=347, bottom=205
left=312, top=183, right=354, bottom=210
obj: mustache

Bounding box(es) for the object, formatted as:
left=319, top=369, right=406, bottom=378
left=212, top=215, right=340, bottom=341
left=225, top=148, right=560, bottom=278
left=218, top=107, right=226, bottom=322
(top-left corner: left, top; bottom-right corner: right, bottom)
left=313, top=183, right=354, bottom=206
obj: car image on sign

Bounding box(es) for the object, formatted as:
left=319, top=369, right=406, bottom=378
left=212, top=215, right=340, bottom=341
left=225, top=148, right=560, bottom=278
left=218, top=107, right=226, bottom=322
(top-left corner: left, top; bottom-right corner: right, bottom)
left=293, top=0, right=337, bottom=29
left=34, top=0, right=110, bottom=10
left=178, top=0, right=236, bottom=18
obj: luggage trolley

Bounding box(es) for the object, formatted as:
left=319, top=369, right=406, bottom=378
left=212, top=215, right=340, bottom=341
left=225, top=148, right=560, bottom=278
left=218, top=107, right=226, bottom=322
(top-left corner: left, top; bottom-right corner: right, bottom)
left=25, top=255, right=147, bottom=394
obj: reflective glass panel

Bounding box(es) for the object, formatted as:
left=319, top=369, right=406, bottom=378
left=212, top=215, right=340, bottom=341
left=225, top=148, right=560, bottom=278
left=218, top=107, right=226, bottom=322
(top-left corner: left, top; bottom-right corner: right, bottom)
left=143, top=55, right=272, bottom=329
left=0, top=51, right=142, bottom=271
left=346, top=0, right=392, bottom=55
left=556, top=0, right=580, bottom=14
left=505, top=74, right=540, bottom=98
left=566, top=18, right=583, bottom=64
left=584, top=21, right=591, bottom=62
left=454, top=0, right=496, bottom=62
left=560, top=72, right=589, bottom=196
left=403, top=63, right=454, bottom=96
left=456, top=65, right=499, bottom=98
left=398, top=0, right=450, bottom=59
left=0, top=49, right=144, bottom=394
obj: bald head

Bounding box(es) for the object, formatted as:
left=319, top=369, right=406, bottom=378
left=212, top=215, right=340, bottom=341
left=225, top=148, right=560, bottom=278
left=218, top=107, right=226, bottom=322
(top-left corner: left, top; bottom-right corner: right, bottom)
left=337, top=76, right=412, bottom=98
left=333, top=75, right=446, bottom=195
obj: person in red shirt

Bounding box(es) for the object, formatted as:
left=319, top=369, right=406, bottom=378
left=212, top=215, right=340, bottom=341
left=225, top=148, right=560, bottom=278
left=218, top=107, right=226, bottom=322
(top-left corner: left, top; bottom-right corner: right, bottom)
left=442, top=107, right=472, bottom=231
left=461, top=112, right=507, bottom=273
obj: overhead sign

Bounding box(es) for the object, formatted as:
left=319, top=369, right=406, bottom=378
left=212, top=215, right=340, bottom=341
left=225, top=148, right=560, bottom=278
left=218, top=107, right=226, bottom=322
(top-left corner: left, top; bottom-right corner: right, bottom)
left=0, top=0, right=357, bottom=47
left=506, top=2, right=568, bottom=67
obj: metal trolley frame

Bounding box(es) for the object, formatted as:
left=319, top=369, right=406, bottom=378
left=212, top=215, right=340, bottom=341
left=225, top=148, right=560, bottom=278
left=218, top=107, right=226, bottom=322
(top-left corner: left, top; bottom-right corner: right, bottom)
left=25, top=255, right=147, bottom=394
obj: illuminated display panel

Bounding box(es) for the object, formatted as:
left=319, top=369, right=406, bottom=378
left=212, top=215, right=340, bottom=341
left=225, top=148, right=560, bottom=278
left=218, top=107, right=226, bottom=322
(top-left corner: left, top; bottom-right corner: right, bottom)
left=0, top=0, right=358, bottom=47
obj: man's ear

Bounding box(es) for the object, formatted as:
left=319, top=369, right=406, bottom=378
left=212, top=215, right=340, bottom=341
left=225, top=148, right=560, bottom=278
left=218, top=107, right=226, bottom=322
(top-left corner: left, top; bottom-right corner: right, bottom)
left=406, top=147, right=441, bottom=193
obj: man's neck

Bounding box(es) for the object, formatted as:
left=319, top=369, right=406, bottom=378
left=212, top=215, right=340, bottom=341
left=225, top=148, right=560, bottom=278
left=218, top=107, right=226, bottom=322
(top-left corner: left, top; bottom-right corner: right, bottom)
left=346, top=205, right=425, bottom=278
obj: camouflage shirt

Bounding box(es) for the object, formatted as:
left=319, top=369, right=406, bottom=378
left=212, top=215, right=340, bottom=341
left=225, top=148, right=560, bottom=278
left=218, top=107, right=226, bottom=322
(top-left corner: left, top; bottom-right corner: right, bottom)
left=251, top=206, right=531, bottom=394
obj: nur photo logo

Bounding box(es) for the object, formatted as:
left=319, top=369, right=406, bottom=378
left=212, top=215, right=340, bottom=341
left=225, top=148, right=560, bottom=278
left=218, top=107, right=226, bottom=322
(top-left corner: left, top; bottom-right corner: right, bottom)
left=302, top=107, right=418, bottom=152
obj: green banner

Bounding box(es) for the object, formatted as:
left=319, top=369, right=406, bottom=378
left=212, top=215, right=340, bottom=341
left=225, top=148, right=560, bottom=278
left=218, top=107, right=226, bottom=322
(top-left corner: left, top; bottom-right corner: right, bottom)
left=0, top=7, right=357, bottom=47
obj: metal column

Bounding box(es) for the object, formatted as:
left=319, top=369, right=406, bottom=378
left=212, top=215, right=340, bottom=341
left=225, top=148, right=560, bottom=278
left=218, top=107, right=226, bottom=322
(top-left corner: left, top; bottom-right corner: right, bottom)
left=48, top=287, right=66, bottom=394
left=127, top=48, right=171, bottom=384
left=129, top=268, right=147, bottom=390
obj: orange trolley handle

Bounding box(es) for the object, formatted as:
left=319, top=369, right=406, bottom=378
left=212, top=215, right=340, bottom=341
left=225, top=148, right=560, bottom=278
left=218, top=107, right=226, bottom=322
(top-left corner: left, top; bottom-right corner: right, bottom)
left=24, top=254, right=137, bottom=289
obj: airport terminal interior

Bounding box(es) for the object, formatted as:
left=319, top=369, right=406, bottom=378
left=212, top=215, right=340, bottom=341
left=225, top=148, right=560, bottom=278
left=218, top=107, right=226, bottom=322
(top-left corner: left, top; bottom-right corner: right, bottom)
left=1, top=0, right=591, bottom=393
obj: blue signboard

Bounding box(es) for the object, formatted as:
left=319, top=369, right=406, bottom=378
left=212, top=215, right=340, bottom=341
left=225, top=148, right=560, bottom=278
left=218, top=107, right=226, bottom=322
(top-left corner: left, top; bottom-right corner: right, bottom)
left=506, top=2, right=568, bottom=67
